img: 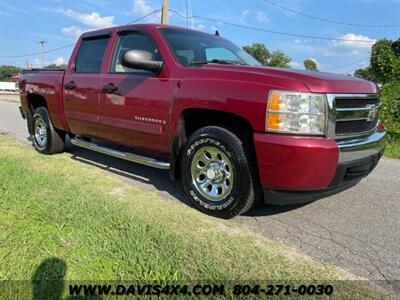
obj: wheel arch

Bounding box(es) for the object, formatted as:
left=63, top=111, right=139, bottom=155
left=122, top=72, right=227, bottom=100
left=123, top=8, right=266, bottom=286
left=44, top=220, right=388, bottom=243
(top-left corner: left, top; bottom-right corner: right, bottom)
left=25, top=93, right=48, bottom=135
left=27, top=93, right=48, bottom=111
left=169, top=108, right=256, bottom=181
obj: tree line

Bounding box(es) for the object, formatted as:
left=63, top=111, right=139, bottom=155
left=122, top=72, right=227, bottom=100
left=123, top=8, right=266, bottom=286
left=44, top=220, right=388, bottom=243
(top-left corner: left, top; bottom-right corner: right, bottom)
left=354, top=39, right=400, bottom=85
left=0, top=65, right=22, bottom=81
left=0, top=64, right=66, bottom=81
left=242, top=43, right=318, bottom=70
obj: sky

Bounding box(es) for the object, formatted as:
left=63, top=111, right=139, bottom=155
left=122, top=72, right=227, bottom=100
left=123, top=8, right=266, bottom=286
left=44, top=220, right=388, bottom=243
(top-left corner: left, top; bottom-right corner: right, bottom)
left=0, top=0, right=399, bottom=74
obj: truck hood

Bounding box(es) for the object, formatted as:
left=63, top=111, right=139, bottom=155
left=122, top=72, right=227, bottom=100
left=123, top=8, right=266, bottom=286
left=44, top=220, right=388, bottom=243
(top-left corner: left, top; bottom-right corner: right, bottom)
left=197, top=64, right=378, bottom=94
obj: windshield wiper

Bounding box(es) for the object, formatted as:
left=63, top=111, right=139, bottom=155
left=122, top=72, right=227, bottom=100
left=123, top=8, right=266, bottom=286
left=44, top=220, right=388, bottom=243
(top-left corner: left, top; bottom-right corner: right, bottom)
left=190, top=59, right=246, bottom=66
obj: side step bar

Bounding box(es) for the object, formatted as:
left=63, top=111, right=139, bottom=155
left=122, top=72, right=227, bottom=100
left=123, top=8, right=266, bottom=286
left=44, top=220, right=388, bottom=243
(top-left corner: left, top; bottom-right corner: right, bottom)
left=70, top=138, right=170, bottom=170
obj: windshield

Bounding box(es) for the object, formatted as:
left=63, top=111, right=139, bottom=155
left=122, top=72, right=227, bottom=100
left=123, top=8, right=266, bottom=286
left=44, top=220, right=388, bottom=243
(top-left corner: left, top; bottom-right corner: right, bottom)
left=158, top=28, right=261, bottom=67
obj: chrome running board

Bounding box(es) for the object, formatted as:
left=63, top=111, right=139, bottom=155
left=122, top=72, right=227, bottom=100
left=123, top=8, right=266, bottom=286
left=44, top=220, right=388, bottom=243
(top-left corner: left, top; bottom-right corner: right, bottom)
left=70, top=138, right=170, bottom=170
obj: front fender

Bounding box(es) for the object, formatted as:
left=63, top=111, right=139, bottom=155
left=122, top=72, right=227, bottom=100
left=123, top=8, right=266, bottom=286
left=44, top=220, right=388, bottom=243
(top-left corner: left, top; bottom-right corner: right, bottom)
left=169, top=78, right=269, bottom=139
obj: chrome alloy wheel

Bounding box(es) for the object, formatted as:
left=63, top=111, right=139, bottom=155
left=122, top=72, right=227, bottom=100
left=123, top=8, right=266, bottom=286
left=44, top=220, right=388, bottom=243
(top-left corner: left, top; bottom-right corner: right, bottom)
left=34, top=114, right=47, bottom=149
left=191, top=146, right=234, bottom=201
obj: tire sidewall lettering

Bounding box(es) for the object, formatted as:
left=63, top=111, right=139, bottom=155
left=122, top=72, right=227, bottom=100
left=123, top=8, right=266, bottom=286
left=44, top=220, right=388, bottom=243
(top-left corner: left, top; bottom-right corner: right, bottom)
left=186, top=138, right=232, bottom=158
left=186, top=137, right=236, bottom=210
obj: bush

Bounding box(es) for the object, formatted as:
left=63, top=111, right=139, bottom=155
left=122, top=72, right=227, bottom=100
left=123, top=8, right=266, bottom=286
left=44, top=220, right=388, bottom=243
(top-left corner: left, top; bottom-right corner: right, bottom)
left=371, top=40, right=400, bottom=84
left=380, top=81, right=400, bottom=138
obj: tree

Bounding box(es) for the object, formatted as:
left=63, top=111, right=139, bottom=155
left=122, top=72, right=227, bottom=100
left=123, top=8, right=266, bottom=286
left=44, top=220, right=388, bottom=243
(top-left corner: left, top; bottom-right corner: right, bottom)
left=243, top=43, right=270, bottom=65
left=380, top=82, right=400, bottom=137
left=367, top=38, right=400, bottom=142
left=243, top=43, right=291, bottom=67
left=268, top=50, right=291, bottom=68
left=354, top=67, right=377, bottom=82
left=370, top=39, right=400, bottom=84
left=0, top=65, right=22, bottom=81
left=391, top=38, right=400, bottom=58
left=303, top=59, right=318, bottom=71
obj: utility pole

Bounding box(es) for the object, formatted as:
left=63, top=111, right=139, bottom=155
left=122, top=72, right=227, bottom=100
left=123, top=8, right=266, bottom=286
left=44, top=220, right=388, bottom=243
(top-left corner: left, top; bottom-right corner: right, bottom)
left=26, top=60, right=32, bottom=70
left=36, top=40, right=46, bottom=68
left=161, top=0, right=169, bottom=24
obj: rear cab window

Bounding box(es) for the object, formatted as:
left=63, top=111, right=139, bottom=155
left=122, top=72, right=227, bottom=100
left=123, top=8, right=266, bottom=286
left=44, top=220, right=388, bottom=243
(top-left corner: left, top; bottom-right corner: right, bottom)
left=75, top=36, right=109, bottom=73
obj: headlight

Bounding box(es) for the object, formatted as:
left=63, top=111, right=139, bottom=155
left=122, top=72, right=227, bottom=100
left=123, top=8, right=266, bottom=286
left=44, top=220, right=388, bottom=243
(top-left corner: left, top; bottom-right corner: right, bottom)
left=266, top=90, right=327, bottom=135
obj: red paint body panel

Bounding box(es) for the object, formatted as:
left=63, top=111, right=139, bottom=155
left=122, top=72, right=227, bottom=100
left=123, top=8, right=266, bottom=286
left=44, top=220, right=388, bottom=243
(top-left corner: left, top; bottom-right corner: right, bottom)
left=254, top=133, right=339, bottom=190
left=19, top=70, right=69, bottom=131
left=19, top=24, right=378, bottom=191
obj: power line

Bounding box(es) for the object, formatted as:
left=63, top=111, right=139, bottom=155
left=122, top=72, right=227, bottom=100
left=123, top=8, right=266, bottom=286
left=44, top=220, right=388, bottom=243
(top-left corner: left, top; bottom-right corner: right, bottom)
left=126, top=9, right=162, bottom=24
left=169, top=9, right=377, bottom=43
left=263, top=0, right=400, bottom=28
left=325, top=56, right=370, bottom=71
left=342, top=61, right=371, bottom=74
left=0, top=11, right=162, bottom=59
left=0, top=10, right=377, bottom=60
left=0, top=43, right=75, bottom=58
left=169, top=9, right=374, bottom=74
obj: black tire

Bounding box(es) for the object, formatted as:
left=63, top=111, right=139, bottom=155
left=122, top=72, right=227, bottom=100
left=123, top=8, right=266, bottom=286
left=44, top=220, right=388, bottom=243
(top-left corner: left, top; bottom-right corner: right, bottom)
left=32, top=107, right=65, bottom=154
left=181, top=126, right=259, bottom=219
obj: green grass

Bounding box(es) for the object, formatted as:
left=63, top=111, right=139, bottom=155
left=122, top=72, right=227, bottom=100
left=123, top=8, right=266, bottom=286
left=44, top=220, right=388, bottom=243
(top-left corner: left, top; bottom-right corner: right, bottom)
left=0, top=134, right=384, bottom=298
left=384, top=135, right=400, bottom=159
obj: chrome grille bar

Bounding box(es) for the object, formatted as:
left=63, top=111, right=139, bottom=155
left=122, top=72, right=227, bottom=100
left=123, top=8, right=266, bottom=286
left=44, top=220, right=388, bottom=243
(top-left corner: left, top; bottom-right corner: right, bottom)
left=326, top=94, right=381, bottom=139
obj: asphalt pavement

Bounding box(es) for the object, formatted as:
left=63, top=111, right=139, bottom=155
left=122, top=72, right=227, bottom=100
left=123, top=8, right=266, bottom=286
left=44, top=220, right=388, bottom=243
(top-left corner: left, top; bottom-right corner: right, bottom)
left=1, top=99, right=399, bottom=288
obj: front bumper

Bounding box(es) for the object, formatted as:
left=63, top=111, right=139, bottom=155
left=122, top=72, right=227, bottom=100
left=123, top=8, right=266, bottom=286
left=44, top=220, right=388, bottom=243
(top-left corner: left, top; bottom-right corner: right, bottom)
left=337, top=130, right=386, bottom=164
left=254, top=130, right=386, bottom=204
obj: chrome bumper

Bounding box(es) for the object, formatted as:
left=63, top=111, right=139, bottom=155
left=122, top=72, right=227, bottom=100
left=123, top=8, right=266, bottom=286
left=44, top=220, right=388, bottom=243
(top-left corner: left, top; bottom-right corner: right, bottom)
left=337, top=130, right=386, bottom=164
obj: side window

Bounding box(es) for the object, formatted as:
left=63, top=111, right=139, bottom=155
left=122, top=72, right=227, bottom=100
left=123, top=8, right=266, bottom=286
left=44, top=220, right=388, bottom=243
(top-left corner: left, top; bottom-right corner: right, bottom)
left=206, top=47, right=237, bottom=61
left=75, top=37, right=109, bottom=73
left=111, top=32, right=159, bottom=73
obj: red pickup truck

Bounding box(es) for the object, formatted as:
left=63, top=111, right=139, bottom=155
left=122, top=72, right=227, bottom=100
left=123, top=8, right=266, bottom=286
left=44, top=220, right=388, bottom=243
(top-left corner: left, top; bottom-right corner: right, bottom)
left=19, top=24, right=385, bottom=218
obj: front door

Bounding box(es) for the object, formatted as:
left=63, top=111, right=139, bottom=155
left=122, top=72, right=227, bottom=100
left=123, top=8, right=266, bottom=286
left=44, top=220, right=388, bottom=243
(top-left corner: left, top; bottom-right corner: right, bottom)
left=98, top=30, right=174, bottom=156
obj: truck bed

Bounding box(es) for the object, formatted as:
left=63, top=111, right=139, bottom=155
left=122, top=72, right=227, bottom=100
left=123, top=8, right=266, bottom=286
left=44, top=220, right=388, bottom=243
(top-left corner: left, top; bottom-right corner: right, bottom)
left=20, top=69, right=67, bottom=131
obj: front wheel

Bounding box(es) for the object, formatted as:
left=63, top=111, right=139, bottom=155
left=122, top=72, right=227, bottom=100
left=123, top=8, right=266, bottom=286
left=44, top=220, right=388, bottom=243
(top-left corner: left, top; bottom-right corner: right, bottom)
left=181, top=126, right=259, bottom=219
left=32, top=107, right=65, bottom=154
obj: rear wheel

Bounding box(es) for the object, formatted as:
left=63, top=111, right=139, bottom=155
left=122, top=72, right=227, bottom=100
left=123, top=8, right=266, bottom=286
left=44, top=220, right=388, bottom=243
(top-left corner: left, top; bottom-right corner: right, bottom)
left=181, top=126, right=259, bottom=219
left=32, top=107, right=65, bottom=154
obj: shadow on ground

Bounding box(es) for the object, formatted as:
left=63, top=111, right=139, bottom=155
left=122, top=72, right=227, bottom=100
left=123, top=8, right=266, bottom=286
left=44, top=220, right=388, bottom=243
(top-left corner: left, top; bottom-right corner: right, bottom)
left=31, top=258, right=67, bottom=300
left=62, top=139, right=309, bottom=217
left=31, top=257, right=101, bottom=300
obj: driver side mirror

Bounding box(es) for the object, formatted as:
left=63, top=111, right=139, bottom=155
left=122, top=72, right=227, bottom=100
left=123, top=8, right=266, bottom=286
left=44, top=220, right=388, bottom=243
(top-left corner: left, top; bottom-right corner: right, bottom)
left=120, top=50, right=163, bottom=73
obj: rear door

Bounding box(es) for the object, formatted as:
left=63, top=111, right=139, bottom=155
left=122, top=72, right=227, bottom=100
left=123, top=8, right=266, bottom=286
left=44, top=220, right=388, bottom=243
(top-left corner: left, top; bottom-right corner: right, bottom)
left=97, top=29, right=174, bottom=155
left=63, top=33, right=111, bottom=136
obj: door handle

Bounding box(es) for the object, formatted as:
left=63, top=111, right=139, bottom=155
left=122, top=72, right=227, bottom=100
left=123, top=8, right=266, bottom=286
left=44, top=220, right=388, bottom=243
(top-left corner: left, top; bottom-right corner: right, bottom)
left=64, top=81, right=77, bottom=90
left=101, top=83, right=118, bottom=93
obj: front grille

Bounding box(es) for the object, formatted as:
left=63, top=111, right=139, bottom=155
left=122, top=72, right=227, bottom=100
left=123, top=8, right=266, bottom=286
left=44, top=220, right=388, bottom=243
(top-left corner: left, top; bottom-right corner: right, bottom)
left=335, top=98, right=380, bottom=109
left=332, top=95, right=380, bottom=137
left=336, top=119, right=379, bottom=135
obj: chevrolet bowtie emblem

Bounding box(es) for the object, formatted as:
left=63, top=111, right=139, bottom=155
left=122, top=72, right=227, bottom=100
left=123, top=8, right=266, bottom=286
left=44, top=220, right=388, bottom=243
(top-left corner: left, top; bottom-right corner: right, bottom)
left=366, top=104, right=379, bottom=122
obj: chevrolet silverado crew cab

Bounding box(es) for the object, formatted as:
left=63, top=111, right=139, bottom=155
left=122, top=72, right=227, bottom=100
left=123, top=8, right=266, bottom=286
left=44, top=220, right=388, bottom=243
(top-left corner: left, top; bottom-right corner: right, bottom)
left=19, top=24, right=386, bottom=218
